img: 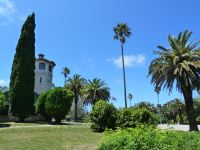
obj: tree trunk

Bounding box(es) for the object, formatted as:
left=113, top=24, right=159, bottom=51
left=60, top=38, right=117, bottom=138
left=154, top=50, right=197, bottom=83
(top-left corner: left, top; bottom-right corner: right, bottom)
left=121, top=44, right=127, bottom=108
left=182, top=86, right=199, bottom=131
left=74, top=94, right=78, bottom=122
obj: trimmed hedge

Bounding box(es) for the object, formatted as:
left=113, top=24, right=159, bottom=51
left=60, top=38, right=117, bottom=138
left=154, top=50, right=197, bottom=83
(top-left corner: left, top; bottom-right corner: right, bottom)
left=0, top=91, right=4, bottom=111
left=99, top=127, right=200, bottom=150
left=90, top=100, right=117, bottom=132
left=45, top=88, right=73, bottom=123
left=35, top=91, right=51, bottom=121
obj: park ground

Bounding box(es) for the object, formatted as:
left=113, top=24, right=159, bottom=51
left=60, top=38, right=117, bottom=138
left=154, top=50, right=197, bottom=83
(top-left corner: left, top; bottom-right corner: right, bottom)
left=0, top=122, right=103, bottom=150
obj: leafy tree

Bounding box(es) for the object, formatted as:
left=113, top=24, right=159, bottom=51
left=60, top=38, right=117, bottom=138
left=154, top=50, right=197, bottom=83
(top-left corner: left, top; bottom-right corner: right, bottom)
left=0, top=91, right=4, bottom=111
left=9, top=13, right=35, bottom=122
left=128, top=93, right=133, bottom=107
left=81, top=78, right=110, bottom=105
left=149, top=30, right=200, bottom=131
left=66, top=74, right=86, bottom=121
left=45, top=88, right=73, bottom=123
left=134, top=101, right=157, bottom=113
left=90, top=100, right=117, bottom=132
left=61, top=67, right=70, bottom=86
left=114, top=23, right=131, bottom=108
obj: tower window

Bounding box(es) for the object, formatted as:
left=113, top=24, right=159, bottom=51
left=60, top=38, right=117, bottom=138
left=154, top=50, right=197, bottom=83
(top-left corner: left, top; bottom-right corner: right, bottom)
left=49, top=65, right=52, bottom=72
left=39, top=63, right=45, bottom=70
left=40, top=77, right=42, bottom=83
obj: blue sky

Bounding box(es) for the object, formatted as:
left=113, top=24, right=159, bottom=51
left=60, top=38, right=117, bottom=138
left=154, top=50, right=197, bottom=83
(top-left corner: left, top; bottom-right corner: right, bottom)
left=0, top=0, right=200, bottom=108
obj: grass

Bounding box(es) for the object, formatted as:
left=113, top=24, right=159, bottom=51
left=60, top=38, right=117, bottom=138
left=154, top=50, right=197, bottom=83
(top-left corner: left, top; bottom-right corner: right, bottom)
left=0, top=122, right=103, bottom=150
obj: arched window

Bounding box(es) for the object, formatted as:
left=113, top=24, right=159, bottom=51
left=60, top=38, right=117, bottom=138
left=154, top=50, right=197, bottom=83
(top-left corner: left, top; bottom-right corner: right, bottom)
left=39, top=63, right=45, bottom=70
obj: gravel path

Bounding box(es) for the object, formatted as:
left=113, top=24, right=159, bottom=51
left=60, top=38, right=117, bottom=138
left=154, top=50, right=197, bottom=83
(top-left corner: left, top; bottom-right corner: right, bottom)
left=158, top=124, right=200, bottom=131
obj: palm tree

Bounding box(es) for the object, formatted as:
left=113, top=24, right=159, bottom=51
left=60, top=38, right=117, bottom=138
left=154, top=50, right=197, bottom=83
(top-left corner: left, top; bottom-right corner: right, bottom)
left=128, top=93, right=133, bottom=107
left=114, top=23, right=131, bottom=108
left=148, top=30, right=200, bottom=131
left=61, top=67, right=70, bottom=86
left=81, top=78, right=110, bottom=105
left=66, top=74, right=86, bottom=121
left=174, top=98, right=185, bottom=123
left=154, top=85, right=161, bottom=107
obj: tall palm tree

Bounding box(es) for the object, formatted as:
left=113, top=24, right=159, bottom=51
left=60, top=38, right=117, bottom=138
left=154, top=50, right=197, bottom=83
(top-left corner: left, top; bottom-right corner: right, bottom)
left=128, top=93, right=133, bottom=107
left=66, top=74, right=86, bottom=121
left=114, top=23, right=131, bottom=108
left=148, top=30, right=200, bottom=131
left=81, top=78, right=110, bottom=105
left=61, top=67, right=70, bottom=86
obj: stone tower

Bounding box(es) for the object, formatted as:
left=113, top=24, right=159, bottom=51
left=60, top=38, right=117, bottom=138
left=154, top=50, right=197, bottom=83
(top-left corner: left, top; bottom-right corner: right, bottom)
left=34, top=54, right=56, bottom=94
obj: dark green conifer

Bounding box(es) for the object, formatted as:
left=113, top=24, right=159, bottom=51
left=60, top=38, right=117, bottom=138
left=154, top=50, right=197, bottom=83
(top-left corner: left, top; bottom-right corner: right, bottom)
left=9, top=13, right=36, bottom=121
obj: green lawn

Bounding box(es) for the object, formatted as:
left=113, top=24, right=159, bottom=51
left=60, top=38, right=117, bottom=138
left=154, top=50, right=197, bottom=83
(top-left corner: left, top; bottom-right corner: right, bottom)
left=0, top=123, right=103, bottom=150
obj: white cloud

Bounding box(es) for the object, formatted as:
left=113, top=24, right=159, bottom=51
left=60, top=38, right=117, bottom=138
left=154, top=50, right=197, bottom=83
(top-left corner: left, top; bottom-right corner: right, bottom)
left=107, top=54, right=145, bottom=68
left=0, top=79, right=9, bottom=87
left=0, top=0, right=25, bottom=23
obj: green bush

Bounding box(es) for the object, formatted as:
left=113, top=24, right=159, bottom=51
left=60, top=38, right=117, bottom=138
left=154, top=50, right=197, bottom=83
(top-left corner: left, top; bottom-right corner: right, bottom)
left=117, top=108, right=158, bottom=128
left=117, top=108, right=135, bottom=128
left=99, top=127, right=200, bottom=150
left=90, top=100, right=117, bottom=132
left=0, top=91, right=4, bottom=111
left=35, top=91, right=52, bottom=122
left=45, top=88, right=73, bottom=123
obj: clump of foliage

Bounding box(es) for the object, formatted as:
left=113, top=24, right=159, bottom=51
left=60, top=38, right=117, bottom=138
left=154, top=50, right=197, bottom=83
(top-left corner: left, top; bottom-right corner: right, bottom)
left=117, top=108, right=158, bottom=128
left=9, top=13, right=35, bottom=121
left=99, top=127, right=200, bottom=150
left=90, top=100, right=117, bottom=132
left=45, top=88, right=73, bottom=123
left=117, top=108, right=134, bottom=128
left=35, top=91, right=51, bottom=121
left=0, top=91, right=5, bottom=111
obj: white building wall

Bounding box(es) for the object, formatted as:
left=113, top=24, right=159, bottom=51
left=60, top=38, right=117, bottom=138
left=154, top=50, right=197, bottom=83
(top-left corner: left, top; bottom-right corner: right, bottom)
left=34, top=60, right=54, bottom=94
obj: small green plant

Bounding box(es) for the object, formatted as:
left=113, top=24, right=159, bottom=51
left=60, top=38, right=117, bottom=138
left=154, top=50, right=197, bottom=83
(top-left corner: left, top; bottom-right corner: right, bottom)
left=45, top=88, right=73, bottom=123
left=35, top=91, right=51, bottom=121
left=90, top=100, right=117, bottom=132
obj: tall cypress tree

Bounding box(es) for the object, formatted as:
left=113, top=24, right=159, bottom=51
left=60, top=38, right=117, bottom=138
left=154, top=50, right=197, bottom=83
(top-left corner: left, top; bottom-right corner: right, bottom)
left=9, top=13, right=36, bottom=121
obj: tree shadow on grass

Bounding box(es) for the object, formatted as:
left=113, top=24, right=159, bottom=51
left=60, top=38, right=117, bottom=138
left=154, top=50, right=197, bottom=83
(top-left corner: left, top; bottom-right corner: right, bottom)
left=0, top=123, right=11, bottom=128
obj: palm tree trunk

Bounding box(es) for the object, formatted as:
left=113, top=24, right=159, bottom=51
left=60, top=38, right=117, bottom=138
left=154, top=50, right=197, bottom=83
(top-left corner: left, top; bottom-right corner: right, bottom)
left=182, top=86, right=199, bottom=131
left=121, top=44, right=127, bottom=108
left=74, top=94, right=78, bottom=122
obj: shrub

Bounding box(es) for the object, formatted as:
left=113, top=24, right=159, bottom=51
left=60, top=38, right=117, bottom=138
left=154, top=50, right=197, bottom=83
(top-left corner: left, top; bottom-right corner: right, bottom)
left=45, top=88, right=73, bottom=123
left=90, top=100, right=117, bottom=132
left=132, top=108, right=158, bottom=126
left=35, top=91, right=52, bottom=121
left=99, top=127, right=200, bottom=150
left=117, top=108, right=135, bottom=128
left=117, top=108, right=158, bottom=128
left=0, top=91, right=4, bottom=111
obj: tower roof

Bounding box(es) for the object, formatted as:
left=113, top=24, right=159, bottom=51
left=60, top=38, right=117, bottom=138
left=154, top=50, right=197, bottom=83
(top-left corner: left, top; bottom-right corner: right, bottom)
left=36, top=53, right=56, bottom=66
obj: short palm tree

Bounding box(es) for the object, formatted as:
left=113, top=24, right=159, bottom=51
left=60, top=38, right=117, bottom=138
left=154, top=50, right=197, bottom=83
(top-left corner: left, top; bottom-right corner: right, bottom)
left=114, top=23, right=131, bottom=108
left=154, top=85, right=161, bottom=107
left=61, top=67, right=70, bottom=86
left=81, top=78, right=110, bottom=105
left=148, top=30, right=200, bottom=131
left=66, top=74, right=86, bottom=121
left=128, top=93, right=133, bottom=107
left=174, top=98, right=185, bottom=123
